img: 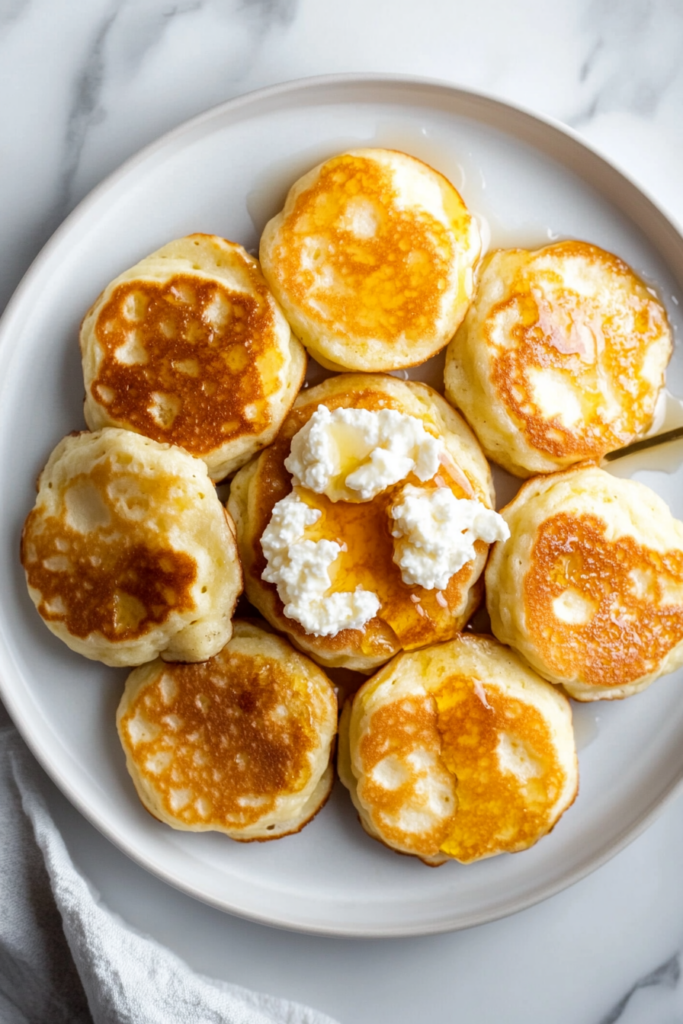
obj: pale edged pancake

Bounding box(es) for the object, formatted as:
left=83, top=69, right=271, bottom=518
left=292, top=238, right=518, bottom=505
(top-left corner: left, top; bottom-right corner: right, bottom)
left=486, top=465, right=683, bottom=700
left=260, top=149, right=481, bottom=372
left=228, top=373, right=495, bottom=673
left=117, top=620, right=337, bottom=841
left=338, top=633, right=578, bottom=864
left=444, top=242, right=672, bottom=477
left=80, top=234, right=306, bottom=481
left=21, top=428, right=242, bottom=667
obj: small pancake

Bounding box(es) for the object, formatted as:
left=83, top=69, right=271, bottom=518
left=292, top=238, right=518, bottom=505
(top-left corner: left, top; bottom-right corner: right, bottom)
left=486, top=465, right=683, bottom=700
left=260, top=149, right=481, bottom=372
left=444, top=242, right=672, bottom=477
left=338, top=634, right=577, bottom=864
left=81, top=234, right=306, bottom=481
left=228, top=373, right=496, bottom=673
left=117, top=620, right=337, bottom=841
left=21, top=428, right=242, bottom=666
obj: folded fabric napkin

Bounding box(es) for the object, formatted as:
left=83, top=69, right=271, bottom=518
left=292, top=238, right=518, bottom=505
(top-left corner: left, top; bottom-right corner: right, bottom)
left=0, top=725, right=339, bottom=1024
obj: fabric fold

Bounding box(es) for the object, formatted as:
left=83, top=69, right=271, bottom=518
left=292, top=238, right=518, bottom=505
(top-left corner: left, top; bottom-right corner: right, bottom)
left=0, top=727, right=339, bottom=1024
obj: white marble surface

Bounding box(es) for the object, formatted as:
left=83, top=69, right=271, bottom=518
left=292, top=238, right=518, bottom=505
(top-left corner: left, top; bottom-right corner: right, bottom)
left=2, top=0, right=683, bottom=1021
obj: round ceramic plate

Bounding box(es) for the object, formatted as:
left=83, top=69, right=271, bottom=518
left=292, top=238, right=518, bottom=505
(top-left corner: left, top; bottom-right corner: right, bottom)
left=1, top=75, right=682, bottom=937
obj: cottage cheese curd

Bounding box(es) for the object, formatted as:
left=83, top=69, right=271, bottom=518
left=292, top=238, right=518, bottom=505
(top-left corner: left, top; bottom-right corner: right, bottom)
left=262, top=405, right=505, bottom=636
left=284, top=405, right=443, bottom=502
left=390, top=484, right=509, bottom=590
left=260, top=491, right=380, bottom=636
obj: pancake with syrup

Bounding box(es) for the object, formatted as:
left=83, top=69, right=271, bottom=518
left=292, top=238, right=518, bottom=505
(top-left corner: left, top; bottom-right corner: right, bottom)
left=228, top=374, right=496, bottom=674
left=117, top=621, right=337, bottom=840
left=259, top=149, right=481, bottom=372
left=21, top=428, right=242, bottom=667
left=444, top=242, right=672, bottom=477
left=337, top=634, right=578, bottom=864
left=486, top=464, right=683, bottom=700
left=81, top=234, right=306, bottom=481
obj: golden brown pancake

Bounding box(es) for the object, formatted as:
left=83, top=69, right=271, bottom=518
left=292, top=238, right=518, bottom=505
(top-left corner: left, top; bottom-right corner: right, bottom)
left=81, top=234, right=306, bottom=480
left=486, top=464, right=683, bottom=700
left=117, top=621, right=337, bottom=840
left=444, top=242, right=672, bottom=477
left=337, top=634, right=578, bottom=864
left=260, top=149, right=481, bottom=372
left=21, top=428, right=242, bottom=666
left=228, top=374, right=496, bottom=673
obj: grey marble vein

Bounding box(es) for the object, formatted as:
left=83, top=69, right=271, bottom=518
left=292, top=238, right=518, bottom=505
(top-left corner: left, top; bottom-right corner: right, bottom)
left=162, top=1, right=202, bottom=14
left=579, top=36, right=603, bottom=84
left=56, top=1, right=122, bottom=216
left=114, top=0, right=295, bottom=83
left=116, top=1, right=203, bottom=77
left=598, top=952, right=680, bottom=1024
left=0, top=0, right=30, bottom=26
left=39, top=0, right=301, bottom=235
left=572, top=0, right=683, bottom=126
left=240, top=0, right=298, bottom=26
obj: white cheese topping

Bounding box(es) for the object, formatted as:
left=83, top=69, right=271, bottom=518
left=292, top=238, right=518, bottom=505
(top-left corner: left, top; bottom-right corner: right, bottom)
left=390, top=485, right=510, bottom=590
left=260, top=491, right=380, bottom=636
left=284, top=405, right=443, bottom=502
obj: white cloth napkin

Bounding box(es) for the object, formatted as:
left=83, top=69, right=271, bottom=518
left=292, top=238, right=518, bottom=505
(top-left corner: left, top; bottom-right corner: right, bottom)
left=0, top=725, right=340, bottom=1024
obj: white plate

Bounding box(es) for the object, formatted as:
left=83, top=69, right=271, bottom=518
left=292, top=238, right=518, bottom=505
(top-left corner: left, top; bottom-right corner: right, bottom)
left=2, top=75, right=683, bottom=937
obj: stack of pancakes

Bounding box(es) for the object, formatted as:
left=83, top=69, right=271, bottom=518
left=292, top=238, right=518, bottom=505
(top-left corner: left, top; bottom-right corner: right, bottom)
left=21, top=147, right=682, bottom=861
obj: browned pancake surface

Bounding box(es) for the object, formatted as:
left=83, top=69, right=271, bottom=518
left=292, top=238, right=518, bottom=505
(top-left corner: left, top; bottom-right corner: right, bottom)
left=119, top=646, right=321, bottom=831
left=356, top=691, right=457, bottom=857
left=266, top=152, right=468, bottom=351
left=90, top=265, right=281, bottom=457
left=342, top=634, right=577, bottom=863
left=22, top=454, right=198, bottom=642
left=433, top=674, right=568, bottom=862
left=489, top=243, right=668, bottom=460
left=524, top=511, right=683, bottom=689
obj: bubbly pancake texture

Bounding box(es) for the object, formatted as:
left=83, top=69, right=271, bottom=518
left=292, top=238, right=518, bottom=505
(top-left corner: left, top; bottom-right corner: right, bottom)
left=486, top=465, right=683, bottom=700
left=259, top=149, right=481, bottom=372
left=228, top=374, right=495, bottom=673
left=81, top=234, right=306, bottom=481
left=117, top=621, right=337, bottom=840
left=337, top=634, right=577, bottom=864
left=444, top=242, right=672, bottom=477
left=21, top=428, right=242, bottom=666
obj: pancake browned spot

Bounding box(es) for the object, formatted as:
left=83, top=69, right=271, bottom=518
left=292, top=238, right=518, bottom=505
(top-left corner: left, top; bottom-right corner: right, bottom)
left=524, top=512, right=683, bottom=690
left=338, top=634, right=577, bottom=864
left=260, top=149, right=480, bottom=372
left=92, top=275, right=273, bottom=450
left=117, top=620, right=337, bottom=840
left=353, top=691, right=457, bottom=858
left=23, top=458, right=197, bottom=643
left=81, top=235, right=306, bottom=480
left=486, top=464, right=683, bottom=700
left=445, top=242, right=672, bottom=477
left=21, top=428, right=242, bottom=666
left=433, top=672, right=570, bottom=863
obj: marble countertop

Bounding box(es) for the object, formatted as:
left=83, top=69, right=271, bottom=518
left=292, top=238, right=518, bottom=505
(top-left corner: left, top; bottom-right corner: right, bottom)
left=2, top=1, right=683, bottom=1021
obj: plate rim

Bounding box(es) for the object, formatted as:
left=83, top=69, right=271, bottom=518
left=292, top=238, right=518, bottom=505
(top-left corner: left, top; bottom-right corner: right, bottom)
left=2, top=72, right=683, bottom=937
